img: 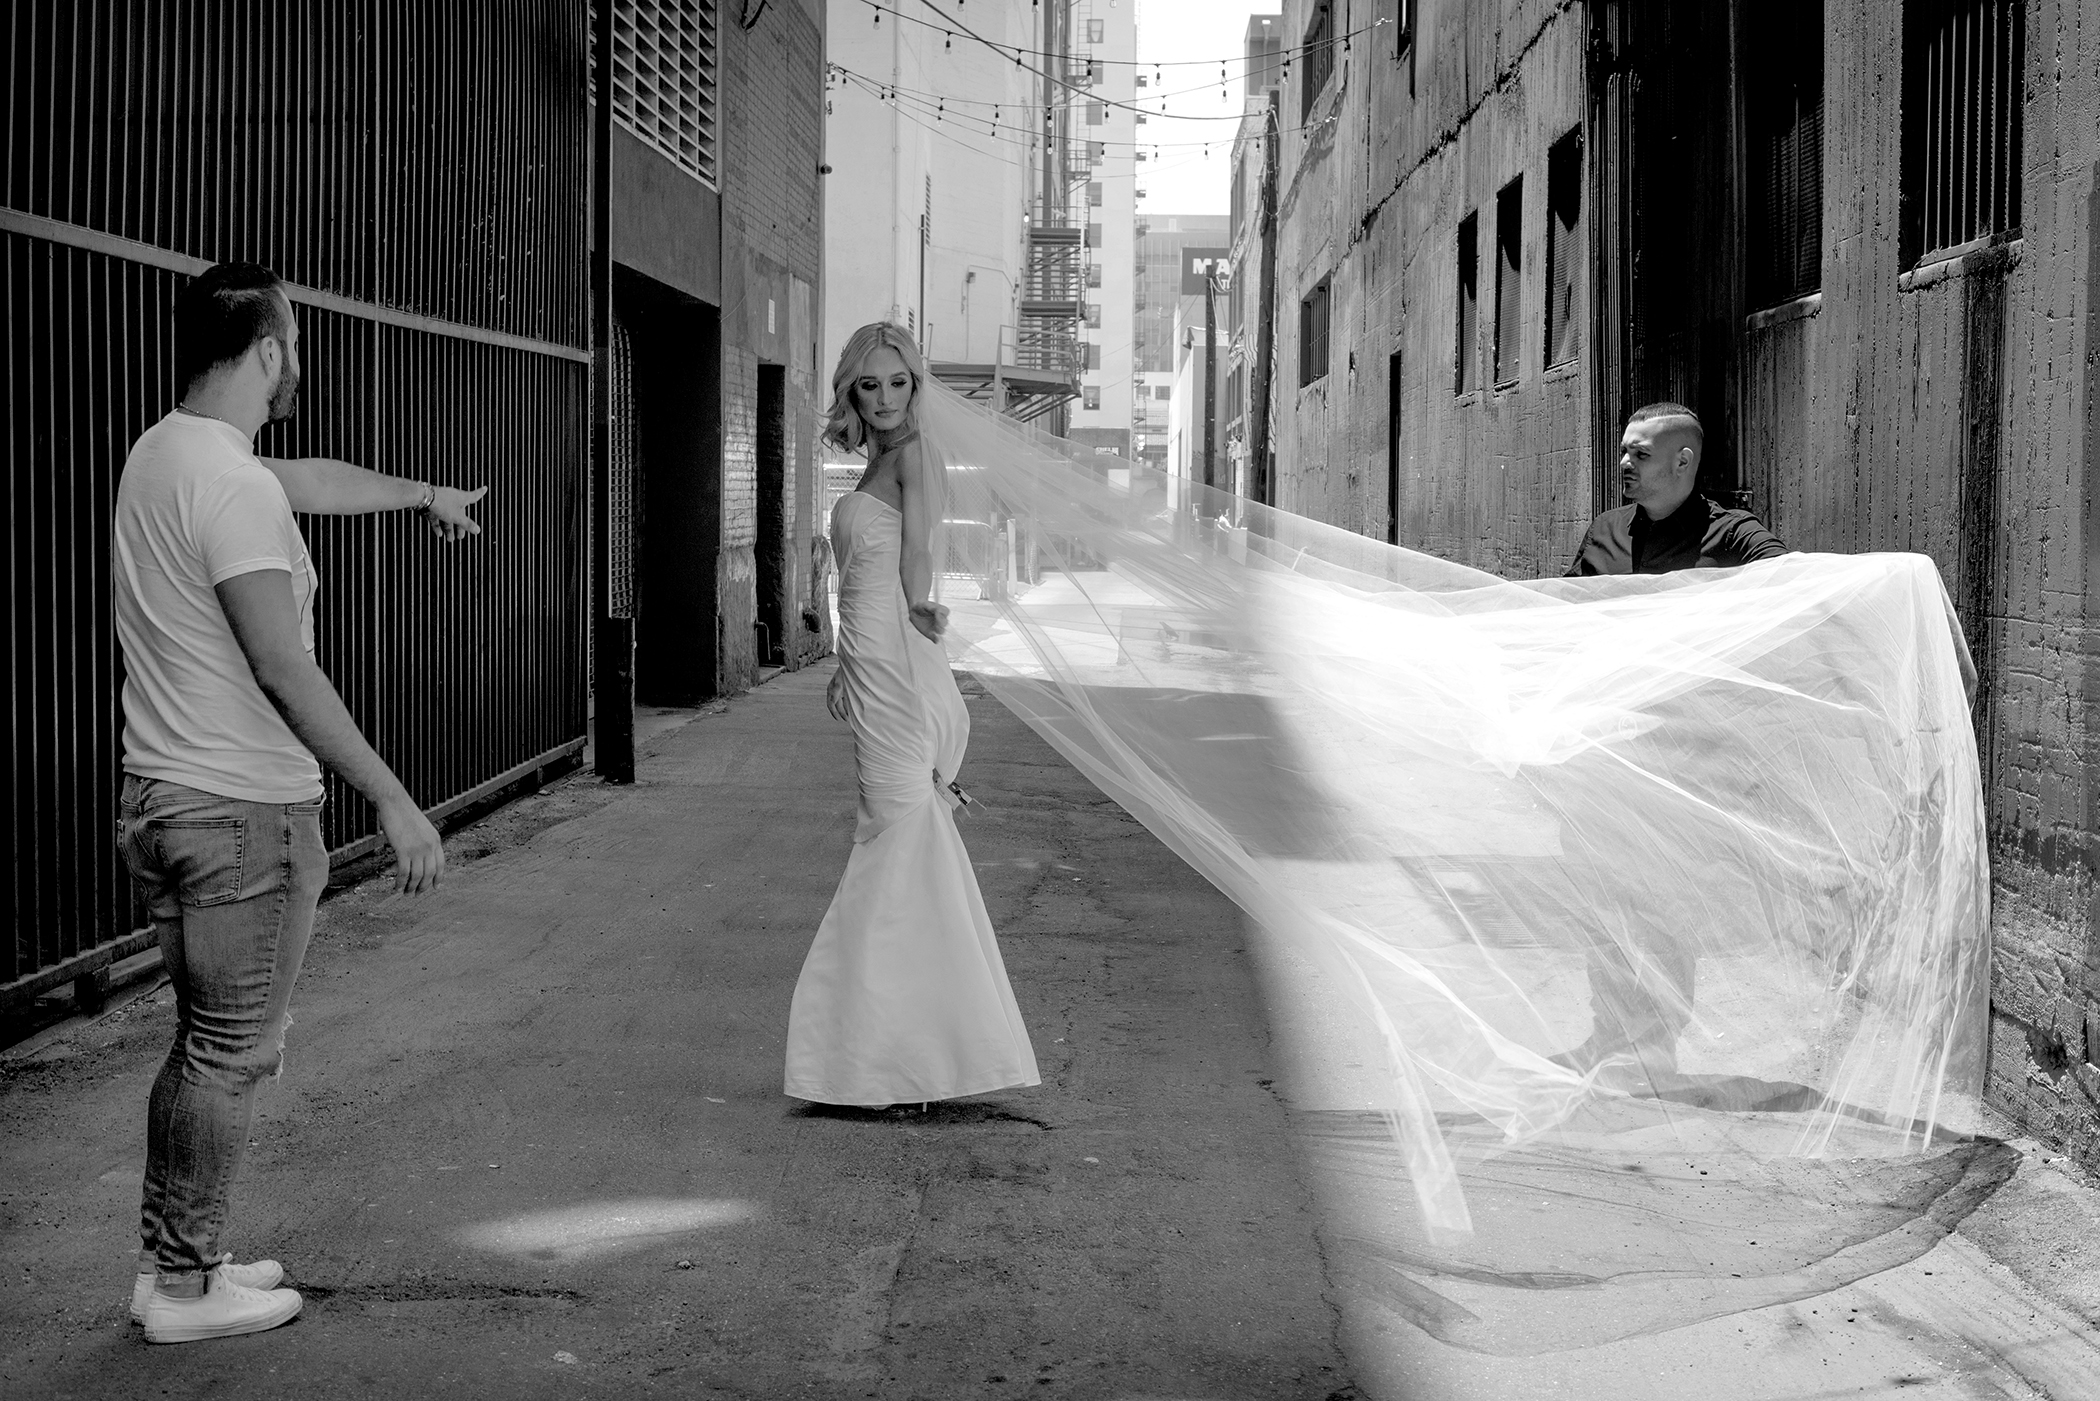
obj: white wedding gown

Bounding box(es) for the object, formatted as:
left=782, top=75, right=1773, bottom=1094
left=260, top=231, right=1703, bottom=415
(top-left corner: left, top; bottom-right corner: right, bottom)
left=783, top=487, right=1040, bottom=1105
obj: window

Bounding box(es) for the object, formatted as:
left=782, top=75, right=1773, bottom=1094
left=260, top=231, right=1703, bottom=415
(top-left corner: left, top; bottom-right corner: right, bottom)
left=1088, top=141, right=1105, bottom=163
left=1299, top=278, right=1331, bottom=387
left=1455, top=212, right=1478, bottom=394
left=1084, top=385, right=1102, bottom=410
left=1299, top=4, right=1334, bottom=124
left=1155, top=385, right=1173, bottom=400
left=1088, top=181, right=1103, bottom=207
left=1087, top=102, right=1105, bottom=126
left=1086, top=223, right=1102, bottom=248
left=1901, top=0, right=2023, bottom=265
left=1085, top=301, right=1102, bottom=328
left=1087, top=18, right=1105, bottom=43
left=1545, top=129, right=1581, bottom=367
left=1493, top=177, right=1522, bottom=386
left=1087, top=264, right=1103, bottom=288
left=1746, top=0, right=1824, bottom=304
left=1392, top=0, right=1415, bottom=58
left=1087, top=343, right=1102, bottom=370
left=1136, top=74, right=1149, bottom=89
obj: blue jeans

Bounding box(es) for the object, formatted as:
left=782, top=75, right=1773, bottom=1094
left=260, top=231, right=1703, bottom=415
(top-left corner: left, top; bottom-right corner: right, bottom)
left=119, top=775, right=328, bottom=1295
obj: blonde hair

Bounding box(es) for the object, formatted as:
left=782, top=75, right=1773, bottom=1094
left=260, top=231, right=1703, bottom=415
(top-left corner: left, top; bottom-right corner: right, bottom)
left=823, top=322, right=926, bottom=455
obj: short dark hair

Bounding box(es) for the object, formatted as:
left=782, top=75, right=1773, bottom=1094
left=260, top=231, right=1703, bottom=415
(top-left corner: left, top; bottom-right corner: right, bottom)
left=1627, top=401, right=1704, bottom=449
left=175, top=262, right=291, bottom=392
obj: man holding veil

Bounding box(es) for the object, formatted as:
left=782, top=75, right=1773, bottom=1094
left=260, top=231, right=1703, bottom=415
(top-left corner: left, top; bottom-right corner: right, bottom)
left=1554, top=403, right=1788, bottom=1081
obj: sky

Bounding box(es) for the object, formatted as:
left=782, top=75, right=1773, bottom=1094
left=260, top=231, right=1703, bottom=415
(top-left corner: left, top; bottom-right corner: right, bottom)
left=1133, top=0, right=1274, bottom=217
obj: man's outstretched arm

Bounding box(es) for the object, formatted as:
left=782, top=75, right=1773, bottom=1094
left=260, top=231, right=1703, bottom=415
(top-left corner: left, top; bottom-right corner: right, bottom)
left=215, top=568, right=446, bottom=895
left=259, top=456, right=487, bottom=541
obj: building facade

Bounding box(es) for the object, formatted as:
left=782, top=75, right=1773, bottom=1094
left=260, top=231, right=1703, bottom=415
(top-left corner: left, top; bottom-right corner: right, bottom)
left=1065, top=1, right=1140, bottom=458
left=1135, top=214, right=1230, bottom=468
left=1255, top=0, right=2100, bottom=1164
left=3, top=0, right=828, bottom=1011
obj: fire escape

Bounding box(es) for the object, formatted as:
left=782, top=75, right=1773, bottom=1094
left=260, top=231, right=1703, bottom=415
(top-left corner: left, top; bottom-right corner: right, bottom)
left=934, top=2, right=1085, bottom=425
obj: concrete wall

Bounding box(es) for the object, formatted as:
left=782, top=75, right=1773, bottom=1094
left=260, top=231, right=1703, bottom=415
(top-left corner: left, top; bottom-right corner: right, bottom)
left=1786, top=0, right=2099, bottom=1159
left=1269, top=0, right=1592, bottom=574
left=720, top=0, right=829, bottom=691
left=821, top=2, right=1035, bottom=374
left=1264, top=0, right=2100, bottom=1166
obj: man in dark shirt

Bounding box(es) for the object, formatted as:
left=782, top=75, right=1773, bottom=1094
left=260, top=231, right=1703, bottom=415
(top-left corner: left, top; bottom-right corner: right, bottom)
left=1566, top=402, right=1787, bottom=576
left=1554, top=403, right=1786, bottom=1088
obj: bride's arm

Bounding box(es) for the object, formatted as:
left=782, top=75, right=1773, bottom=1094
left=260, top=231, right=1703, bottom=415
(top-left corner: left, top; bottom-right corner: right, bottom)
left=895, top=439, right=947, bottom=642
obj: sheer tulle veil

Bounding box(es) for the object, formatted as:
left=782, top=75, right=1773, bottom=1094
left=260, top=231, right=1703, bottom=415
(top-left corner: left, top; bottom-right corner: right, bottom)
left=899, top=371, right=1988, bottom=1247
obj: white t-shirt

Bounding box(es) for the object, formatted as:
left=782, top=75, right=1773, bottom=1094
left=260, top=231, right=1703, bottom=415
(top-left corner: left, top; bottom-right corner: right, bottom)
left=113, top=412, right=323, bottom=802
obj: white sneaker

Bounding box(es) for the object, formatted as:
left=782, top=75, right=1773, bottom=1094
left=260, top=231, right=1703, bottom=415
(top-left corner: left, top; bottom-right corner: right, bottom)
left=131, top=1255, right=285, bottom=1323
left=141, top=1265, right=301, bottom=1344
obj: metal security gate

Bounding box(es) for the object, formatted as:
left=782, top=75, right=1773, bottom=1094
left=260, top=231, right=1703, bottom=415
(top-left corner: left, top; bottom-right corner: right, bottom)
left=4, top=2, right=593, bottom=1006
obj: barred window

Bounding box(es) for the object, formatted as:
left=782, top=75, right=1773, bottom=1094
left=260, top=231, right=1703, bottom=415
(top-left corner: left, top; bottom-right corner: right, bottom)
left=1747, top=0, right=1824, bottom=304
left=1299, top=278, right=1330, bottom=387
left=1901, top=0, right=2023, bottom=265
left=1087, top=343, right=1102, bottom=370
left=607, top=0, right=720, bottom=188
left=1545, top=129, right=1582, bottom=367
left=1493, top=177, right=1522, bottom=387
left=1455, top=212, right=1478, bottom=394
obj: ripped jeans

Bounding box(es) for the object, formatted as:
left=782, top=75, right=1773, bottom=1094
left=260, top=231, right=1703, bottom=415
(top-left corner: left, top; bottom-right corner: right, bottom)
left=119, top=775, right=327, bottom=1294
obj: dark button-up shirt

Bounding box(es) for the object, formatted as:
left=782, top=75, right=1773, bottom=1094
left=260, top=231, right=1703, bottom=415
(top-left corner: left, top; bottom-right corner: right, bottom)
left=1565, top=494, right=1788, bottom=577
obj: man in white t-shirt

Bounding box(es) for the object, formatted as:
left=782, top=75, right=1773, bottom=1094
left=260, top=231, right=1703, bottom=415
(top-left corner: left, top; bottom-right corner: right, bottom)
left=114, top=262, right=486, bottom=1344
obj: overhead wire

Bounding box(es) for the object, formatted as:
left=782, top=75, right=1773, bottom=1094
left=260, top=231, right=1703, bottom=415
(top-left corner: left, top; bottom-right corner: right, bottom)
left=853, top=0, right=1383, bottom=122
left=829, top=60, right=1333, bottom=153
left=854, top=0, right=1376, bottom=70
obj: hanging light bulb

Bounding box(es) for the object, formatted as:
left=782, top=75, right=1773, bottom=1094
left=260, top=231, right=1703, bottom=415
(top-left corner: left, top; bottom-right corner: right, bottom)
left=945, top=30, right=952, bottom=49
left=937, top=99, right=945, bottom=119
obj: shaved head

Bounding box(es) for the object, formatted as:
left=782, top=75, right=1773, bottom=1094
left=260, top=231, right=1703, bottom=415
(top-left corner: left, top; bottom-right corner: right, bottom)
left=1618, top=403, right=1704, bottom=518
left=1626, top=402, right=1703, bottom=453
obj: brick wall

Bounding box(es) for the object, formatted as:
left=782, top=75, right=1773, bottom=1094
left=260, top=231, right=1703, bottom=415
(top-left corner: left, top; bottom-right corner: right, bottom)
left=717, top=0, right=828, bottom=693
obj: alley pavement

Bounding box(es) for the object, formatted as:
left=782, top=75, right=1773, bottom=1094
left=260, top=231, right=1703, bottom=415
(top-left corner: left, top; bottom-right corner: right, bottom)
left=4, top=665, right=2099, bottom=1400
left=1, top=667, right=1350, bottom=1400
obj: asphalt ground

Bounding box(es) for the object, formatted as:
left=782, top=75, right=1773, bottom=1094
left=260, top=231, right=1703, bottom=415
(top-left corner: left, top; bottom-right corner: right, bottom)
left=0, top=666, right=1351, bottom=1400
left=4, top=662, right=2096, bottom=1400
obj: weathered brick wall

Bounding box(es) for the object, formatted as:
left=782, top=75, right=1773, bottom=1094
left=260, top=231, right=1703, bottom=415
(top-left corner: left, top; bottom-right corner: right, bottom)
left=719, top=0, right=828, bottom=693
left=1270, top=0, right=1591, bottom=575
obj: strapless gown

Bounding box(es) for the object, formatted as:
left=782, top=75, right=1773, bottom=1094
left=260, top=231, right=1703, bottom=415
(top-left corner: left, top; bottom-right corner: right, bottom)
left=783, top=490, right=1040, bottom=1105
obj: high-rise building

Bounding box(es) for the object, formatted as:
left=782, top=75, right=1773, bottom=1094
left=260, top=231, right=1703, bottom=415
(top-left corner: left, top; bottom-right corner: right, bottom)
left=1062, top=1, right=1139, bottom=459
left=1135, top=216, right=1228, bottom=470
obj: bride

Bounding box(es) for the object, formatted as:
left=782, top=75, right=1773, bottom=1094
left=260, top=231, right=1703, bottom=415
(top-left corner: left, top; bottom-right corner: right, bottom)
left=783, top=322, right=1040, bottom=1107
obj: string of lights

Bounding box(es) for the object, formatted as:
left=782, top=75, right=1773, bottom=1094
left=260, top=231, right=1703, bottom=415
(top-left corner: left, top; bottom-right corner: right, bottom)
left=852, top=0, right=1381, bottom=72
left=831, top=65, right=1225, bottom=185
left=851, top=0, right=1384, bottom=123
left=828, top=60, right=1319, bottom=155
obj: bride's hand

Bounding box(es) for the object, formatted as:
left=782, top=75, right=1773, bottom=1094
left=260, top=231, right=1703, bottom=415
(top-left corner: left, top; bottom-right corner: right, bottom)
left=825, top=668, right=850, bottom=722
left=908, top=601, right=949, bottom=643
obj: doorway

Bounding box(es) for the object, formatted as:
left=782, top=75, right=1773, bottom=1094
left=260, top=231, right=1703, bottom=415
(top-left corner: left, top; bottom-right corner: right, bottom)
left=755, top=363, right=788, bottom=668
left=1386, top=350, right=1403, bottom=545
left=616, top=266, right=722, bottom=706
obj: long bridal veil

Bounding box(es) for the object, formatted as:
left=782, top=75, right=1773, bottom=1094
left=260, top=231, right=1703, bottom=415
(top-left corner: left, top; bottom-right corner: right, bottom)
left=906, top=374, right=1992, bottom=1344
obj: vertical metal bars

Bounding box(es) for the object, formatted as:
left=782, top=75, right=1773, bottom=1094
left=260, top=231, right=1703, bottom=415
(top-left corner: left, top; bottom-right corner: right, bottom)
left=1902, top=0, right=2024, bottom=265
left=5, top=2, right=591, bottom=997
